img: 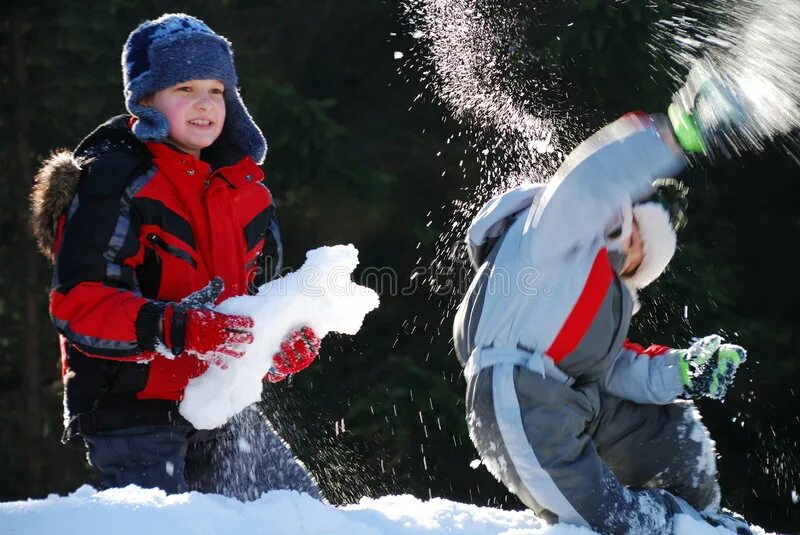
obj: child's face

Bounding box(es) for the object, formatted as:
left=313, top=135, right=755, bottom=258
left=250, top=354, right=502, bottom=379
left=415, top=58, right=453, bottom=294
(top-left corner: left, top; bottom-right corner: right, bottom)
left=620, top=219, right=644, bottom=276
left=141, top=79, right=226, bottom=158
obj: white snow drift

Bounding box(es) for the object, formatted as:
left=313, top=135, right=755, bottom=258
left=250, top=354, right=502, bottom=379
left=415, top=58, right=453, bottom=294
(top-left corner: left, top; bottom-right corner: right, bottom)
left=0, top=485, right=770, bottom=535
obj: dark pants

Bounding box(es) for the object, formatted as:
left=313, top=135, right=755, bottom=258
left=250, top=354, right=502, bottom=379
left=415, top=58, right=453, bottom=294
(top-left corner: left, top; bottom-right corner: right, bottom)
left=83, top=406, right=322, bottom=501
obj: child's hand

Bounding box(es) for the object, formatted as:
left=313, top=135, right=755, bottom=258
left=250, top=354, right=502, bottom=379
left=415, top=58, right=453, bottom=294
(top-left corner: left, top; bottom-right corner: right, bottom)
left=161, top=277, right=255, bottom=368
left=182, top=308, right=254, bottom=367
left=679, top=335, right=747, bottom=400
left=264, top=326, right=321, bottom=383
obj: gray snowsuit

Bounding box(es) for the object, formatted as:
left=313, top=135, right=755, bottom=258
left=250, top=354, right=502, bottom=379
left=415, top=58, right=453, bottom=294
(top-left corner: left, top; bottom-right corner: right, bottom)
left=453, top=114, right=720, bottom=533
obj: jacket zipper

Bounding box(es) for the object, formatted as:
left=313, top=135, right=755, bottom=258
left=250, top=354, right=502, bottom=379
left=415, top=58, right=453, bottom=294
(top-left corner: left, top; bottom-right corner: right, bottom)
left=146, top=234, right=198, bottom=270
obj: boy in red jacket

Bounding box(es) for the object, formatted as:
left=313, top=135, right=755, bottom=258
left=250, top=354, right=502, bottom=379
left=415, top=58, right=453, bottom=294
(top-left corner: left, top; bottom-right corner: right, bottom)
left=31, top=14, right=321, bottom=500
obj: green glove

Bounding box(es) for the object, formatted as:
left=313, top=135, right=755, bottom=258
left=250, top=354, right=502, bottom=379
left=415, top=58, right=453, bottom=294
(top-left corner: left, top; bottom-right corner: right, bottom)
left=668, top=103, right=707, bottom=155
left=678, top=334, right=747, bottom=400
left=669, top=66, right=749, bottom=160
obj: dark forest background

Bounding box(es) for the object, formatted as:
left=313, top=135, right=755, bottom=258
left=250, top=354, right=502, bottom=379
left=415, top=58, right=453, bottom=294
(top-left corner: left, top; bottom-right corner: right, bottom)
left=1, top=1, right=798, bottom=533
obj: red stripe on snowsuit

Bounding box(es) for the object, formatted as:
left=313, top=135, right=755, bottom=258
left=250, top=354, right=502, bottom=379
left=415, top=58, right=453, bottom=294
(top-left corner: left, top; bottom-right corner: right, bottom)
left=546, top=248, right=614, bottom=364
left=622, top=340, right=672, bottom=358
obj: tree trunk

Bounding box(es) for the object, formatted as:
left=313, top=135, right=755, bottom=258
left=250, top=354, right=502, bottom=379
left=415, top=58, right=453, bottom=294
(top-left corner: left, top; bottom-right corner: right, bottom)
left=11, top=12, right=43, bottom=497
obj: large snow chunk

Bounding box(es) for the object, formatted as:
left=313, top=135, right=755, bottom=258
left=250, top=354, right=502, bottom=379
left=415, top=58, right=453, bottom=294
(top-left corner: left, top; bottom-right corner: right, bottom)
left=180, top=245, right=380, bottom=429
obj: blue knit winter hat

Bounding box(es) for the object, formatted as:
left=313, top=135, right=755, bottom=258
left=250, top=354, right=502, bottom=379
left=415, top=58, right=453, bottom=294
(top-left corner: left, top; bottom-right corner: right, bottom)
left=122, top=14, right=266, bottom=164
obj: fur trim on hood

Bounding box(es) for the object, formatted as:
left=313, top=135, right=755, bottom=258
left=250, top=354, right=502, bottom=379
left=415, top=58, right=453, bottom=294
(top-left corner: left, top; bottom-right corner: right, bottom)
left=30, top=115, right=151, bottom=263
left=30, top=150, right=85, bottom=263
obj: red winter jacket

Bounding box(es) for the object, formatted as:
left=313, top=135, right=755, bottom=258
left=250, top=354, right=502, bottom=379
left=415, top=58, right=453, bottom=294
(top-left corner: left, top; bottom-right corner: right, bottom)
left=35, top=116, right=282, bottom=424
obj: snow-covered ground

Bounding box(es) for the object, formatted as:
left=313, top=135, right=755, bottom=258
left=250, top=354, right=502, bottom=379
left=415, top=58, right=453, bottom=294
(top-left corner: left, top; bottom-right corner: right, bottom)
left=0, top=486, right=769, bottom=535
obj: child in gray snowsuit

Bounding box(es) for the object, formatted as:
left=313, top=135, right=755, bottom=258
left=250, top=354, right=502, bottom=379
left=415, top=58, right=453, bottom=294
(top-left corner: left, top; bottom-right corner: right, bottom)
left=453, top=113, right=750, bottom=534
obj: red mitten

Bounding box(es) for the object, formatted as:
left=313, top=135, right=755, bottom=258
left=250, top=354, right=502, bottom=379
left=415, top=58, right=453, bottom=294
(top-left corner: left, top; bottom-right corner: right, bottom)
left=160, top=278, right=254, bottom=368
left=183, top=308, right=254, bottom=360
left=264, top=326, right=321, bottom=383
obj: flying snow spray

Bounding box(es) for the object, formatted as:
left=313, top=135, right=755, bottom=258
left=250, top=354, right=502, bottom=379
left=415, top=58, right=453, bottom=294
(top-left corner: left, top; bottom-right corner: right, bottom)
left=400, top=0, right=800, bottom=513
left=664, top=1, right=800, bottom=161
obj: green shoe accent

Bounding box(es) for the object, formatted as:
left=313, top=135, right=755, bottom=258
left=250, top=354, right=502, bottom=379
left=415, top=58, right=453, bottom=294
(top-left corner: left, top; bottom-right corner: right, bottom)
left=668, top=103, right=707, bottom=155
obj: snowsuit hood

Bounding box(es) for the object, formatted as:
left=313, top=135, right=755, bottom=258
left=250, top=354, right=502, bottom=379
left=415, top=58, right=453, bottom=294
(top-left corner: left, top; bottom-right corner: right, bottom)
left=466, top=183, right=547, bottom=270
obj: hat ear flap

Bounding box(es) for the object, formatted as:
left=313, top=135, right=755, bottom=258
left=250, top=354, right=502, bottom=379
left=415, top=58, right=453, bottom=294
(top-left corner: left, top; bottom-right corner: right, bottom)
left=129, top=100, right=170, bottom=142
left=220, top=91, right=267, bottom=164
